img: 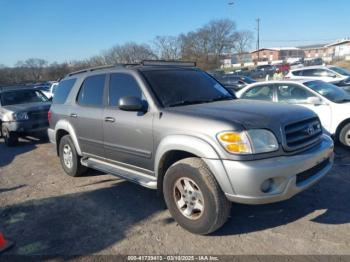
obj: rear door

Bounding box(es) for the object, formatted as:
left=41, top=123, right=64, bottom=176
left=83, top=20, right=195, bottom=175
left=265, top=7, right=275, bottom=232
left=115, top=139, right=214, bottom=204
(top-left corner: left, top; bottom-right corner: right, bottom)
left=72, top=74, right=107, bottom=157
left=103, top=72, right=154, bottom=171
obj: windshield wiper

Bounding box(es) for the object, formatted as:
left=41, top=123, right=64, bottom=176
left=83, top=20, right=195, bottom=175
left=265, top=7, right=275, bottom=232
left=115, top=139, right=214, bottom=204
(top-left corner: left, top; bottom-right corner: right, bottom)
left=207, top=95, right=235, bottom=102
left=167, top=100, right=209, bottom=107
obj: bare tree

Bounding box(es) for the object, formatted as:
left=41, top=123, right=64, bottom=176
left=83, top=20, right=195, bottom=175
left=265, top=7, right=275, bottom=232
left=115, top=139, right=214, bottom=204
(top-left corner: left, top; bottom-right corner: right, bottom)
left=233, top=30, right=254, bottom=63
left=16, top=58, right=48, bottom=82
left=153, top=36, right=182, bottom=60
left=103, top=42, right=157, bottom=64
left=180, top=19, right=237, bottom=70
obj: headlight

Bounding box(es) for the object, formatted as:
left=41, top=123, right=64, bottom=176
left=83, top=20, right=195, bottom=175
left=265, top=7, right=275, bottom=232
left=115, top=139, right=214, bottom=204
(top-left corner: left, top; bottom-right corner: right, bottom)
left=217, top=129, right=279, bottom=155
left=12, top=112, right=29, bottom=121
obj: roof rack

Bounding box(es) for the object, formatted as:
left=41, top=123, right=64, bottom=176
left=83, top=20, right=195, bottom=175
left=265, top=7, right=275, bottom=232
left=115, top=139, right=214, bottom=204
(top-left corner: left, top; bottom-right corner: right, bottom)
left=66, top=60, right=197, bottom=77
left=141, top=60, right=196, bottom=67
left=68, top=65, right=117, bottom=77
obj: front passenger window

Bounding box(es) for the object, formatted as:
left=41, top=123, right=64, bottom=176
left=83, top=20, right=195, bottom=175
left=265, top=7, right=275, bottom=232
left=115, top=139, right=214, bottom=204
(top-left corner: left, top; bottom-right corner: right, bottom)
left=108, top=73, right=143, bottom=107
left=277, top=85, right=313, bottom=104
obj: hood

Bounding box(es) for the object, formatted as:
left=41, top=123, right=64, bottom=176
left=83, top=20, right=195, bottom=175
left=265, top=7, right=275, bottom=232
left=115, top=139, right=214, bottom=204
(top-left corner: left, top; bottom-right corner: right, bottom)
left=165, top=99, right=317, bottom=141
left=2, top=102, right=51, bottom=113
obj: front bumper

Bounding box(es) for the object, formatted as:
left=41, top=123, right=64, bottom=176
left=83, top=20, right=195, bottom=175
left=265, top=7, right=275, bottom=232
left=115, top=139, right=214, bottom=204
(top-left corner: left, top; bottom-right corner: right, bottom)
left=48, top=128, right=55, bottom=144
left=222, top=135, right=334, bottom=205
left=4, top=120, right=49, bottom=134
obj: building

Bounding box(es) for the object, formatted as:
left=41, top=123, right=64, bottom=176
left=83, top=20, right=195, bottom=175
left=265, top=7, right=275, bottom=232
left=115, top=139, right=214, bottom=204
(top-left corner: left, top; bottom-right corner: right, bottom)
left=325, top=39, right=350, bottom=59
left=231, top=52, right=252, bottom=64
left=250, top=47, right=304, bottom=62
left=299, top=44, right=327, bottom=59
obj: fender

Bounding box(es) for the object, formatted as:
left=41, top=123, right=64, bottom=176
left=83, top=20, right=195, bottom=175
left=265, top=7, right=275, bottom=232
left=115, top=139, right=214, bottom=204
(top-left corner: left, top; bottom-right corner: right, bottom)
left=54, top=119, right=82, bottom=156
left=154, top=135, right=235, bottom=195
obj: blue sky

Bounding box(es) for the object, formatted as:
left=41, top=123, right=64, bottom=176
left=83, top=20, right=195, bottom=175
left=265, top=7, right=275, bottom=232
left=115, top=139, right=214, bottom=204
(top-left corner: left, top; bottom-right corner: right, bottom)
left=0, top=0, right=349, bottom=66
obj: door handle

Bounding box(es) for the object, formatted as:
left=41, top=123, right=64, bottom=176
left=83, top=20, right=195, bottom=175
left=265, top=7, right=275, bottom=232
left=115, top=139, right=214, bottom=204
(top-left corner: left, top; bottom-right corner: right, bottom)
left=105, top=117, right=115, bottom=123
left=70, top=113, right=77, bottom=118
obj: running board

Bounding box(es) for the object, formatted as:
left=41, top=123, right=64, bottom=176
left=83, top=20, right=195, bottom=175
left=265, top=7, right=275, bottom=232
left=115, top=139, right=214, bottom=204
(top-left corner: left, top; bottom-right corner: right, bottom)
left=81, top=158, right=157, bottom=189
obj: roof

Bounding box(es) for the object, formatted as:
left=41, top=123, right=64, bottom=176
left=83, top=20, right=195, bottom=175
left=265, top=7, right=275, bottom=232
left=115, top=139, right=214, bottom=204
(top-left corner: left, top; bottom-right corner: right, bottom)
left=250, top=47, right=300, bottom=53
left=325, top=39, right=350, bottom=48
left=298, top=44, right=327, bottom=50
left=289, top=65, right=328, bottom=71
left=0, top=86, right=34, bottom=93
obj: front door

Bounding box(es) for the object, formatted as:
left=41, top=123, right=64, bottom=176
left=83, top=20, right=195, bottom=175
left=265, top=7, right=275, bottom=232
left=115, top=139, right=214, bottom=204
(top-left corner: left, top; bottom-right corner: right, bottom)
left=276, top=83, right=332, bottom=132
left=103, top=73, right=154, bottom=171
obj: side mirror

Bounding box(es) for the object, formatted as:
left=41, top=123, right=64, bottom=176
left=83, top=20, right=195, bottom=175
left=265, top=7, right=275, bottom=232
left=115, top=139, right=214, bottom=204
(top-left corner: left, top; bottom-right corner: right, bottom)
left=118, top=96, right=146, bottom=112
left=307, top=96, right=323, bottom=105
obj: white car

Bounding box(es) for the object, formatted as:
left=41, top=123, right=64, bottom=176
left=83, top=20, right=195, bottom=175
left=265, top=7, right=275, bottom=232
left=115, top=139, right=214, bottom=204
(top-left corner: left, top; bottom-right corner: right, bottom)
left=236, top=79, right=350, bottom=147
left=285, top=66, right=350, bottom=89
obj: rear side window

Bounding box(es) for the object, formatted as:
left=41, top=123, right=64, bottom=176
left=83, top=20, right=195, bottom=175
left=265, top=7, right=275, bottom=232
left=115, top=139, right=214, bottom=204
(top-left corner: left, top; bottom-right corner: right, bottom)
left=108, top=73, right=143, bottom=107
left=52, top=79, right=76, bottom=104
left=77, top=74, right=106, bottom=106
left=292, top=70, right=303, bottom=76
left=241, top=85, right=274, bottom=101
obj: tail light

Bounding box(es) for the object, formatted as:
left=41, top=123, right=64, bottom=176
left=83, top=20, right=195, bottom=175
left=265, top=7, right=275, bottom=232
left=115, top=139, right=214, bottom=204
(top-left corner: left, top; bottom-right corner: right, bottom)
left=48, top=110, right=52, bottom=122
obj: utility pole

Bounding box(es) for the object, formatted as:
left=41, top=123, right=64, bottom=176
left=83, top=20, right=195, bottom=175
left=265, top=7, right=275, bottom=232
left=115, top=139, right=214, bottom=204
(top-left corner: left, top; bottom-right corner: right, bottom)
left=256, top=18, right=260, bottom=61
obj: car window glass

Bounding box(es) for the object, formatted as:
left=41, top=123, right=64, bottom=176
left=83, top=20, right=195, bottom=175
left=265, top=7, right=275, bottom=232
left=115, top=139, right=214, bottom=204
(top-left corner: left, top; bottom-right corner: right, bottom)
left=53, top=79, right=76, bottom=104
left=241, top=85, right=274, bottom=101
left=77, top=74, right=106, bottom=106
left=108, top=73, right=143, bottom=106
left=277, top=84, right=313, bottom=103
left=292, top=70, right=303, bottom=76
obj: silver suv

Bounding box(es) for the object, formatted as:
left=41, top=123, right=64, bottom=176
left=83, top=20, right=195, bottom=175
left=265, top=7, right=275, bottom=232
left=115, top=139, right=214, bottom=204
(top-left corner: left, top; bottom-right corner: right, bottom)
left=48, top=61, right=334, bottom=234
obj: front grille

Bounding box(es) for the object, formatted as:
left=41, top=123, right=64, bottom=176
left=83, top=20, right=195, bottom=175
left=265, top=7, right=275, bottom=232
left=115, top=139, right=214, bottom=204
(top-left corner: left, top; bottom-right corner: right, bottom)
left=28, top=110, right=48, bottom=120
left=296, top=158, right=330, bottom=184
left=284, top=117, right=322, bottom=151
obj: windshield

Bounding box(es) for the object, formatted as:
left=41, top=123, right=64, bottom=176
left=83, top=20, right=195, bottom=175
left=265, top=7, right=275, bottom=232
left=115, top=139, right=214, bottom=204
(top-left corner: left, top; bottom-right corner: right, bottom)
left=304, top=80, right=350, bottom=103
left=1, top=89, right=49, bottom=106
left=330, top=66, right=350, bottom=76
left=34, top=86, right=51, bottom=92
left=141, top=69, right=235, bottom=107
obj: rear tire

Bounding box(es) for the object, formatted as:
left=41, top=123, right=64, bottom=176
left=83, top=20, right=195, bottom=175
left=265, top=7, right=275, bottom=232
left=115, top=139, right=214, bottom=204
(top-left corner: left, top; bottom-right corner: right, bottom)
left=339, top=123, right=350, bottom=147
left=59, top=135, right=87, bottom=177
left=163, top=157, right=231, bottom=235
left=2, top=127, right=18, bottom=147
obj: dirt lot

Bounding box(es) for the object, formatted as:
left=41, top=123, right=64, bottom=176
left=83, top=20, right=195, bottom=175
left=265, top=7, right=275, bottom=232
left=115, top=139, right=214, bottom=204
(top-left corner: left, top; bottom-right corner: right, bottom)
left=0, top=137, right=350, bottom=256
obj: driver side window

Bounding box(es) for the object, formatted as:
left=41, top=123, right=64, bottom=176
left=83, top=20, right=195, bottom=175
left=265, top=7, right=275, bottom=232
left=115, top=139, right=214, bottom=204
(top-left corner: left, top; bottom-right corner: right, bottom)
left=241, top=85, right=274, bottom=101
left=276, top=84, right=313, bottom=104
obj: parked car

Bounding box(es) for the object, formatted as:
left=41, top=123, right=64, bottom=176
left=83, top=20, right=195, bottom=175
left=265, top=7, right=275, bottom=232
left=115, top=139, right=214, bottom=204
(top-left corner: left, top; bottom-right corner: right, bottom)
left=216, top=75, right=256, bottom=92
left=48, top=61, right=333, bottom=235
left=249, top=64, right=276, bottom=79
left=236, top=79, right=350, bottom=147
left=0, top=86, right=51, bottom=146
left=50, top=82, right=59, bottom=97
left=33, top=85, right=53, bottom=98
left=285, top=66, right=350, bottom=90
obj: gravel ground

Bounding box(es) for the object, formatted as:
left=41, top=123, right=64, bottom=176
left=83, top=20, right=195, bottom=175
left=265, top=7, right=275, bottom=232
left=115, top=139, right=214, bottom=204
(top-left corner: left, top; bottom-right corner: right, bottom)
left=0, top=137, right=349, bottom=257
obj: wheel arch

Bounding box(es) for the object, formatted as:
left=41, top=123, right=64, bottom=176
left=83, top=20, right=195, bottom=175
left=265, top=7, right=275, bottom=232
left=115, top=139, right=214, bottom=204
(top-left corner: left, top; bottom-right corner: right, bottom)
left=154, top=135, right=234, bottom=195
left=54, top=120, right=82, bottom=156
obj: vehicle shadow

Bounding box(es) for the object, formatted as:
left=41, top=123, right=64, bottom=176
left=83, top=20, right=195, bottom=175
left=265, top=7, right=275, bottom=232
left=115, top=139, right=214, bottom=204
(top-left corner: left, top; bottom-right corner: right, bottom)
left=0, top=181, right=166, bottom=256
left=0, top=137, right=48, bottom=168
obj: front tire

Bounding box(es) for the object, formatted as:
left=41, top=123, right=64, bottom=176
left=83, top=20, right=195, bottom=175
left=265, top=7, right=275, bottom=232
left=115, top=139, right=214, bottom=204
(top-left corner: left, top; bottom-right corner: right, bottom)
left=163, top=157, right=231, bottom=235
left=339, top=123, right=350, bottom=147
left=59, top=135, right=87, bottom=177
left=2, top=127, right=18, bottom=147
